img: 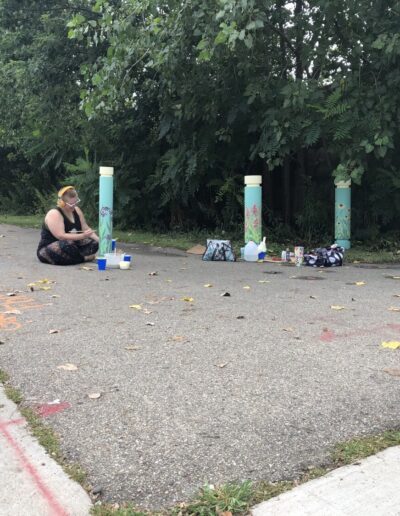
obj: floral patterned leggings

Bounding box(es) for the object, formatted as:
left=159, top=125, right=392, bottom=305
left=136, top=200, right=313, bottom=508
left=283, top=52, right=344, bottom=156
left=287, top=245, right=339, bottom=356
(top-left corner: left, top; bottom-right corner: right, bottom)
left=37, top=238, right=98, bottom=266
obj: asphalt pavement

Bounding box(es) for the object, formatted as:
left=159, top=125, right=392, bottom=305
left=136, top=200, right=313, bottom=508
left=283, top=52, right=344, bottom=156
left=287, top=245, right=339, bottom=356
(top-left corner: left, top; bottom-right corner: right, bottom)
left=1, top=224, right=400, bottom=511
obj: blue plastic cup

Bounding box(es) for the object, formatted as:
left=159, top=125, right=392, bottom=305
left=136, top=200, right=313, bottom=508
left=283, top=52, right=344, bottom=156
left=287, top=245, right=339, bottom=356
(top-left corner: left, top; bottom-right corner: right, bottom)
left=97, top=257, right=107, bottom=271
left=258, top=252, right=266, bottom=260
left=111, top=239, right=117, bottom=251
left=123, top=255, right=131, bottom=262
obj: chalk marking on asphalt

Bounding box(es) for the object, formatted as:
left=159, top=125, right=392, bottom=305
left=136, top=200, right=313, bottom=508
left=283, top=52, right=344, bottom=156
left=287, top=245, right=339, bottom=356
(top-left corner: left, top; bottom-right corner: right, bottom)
left=0, top=422, right=69, bottom=516
left=319, top=322, right=400, bottom=342
left=0, top=417, right=24, bottom=429
left=36, top=402, right=71, bottom=418
left=0, top=293, right=44, bottom=331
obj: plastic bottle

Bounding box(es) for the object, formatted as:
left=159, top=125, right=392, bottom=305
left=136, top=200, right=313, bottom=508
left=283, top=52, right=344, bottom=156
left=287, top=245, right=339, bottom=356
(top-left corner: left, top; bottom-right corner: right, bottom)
left=244, top=241, right=259, bottom=262
left=258, top=236, right=267, bottom=260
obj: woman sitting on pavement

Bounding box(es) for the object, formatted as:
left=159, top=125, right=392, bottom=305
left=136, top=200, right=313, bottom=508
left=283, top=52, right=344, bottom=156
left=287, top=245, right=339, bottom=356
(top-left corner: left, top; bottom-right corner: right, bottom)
left=37, top=186, right=99, bottom=265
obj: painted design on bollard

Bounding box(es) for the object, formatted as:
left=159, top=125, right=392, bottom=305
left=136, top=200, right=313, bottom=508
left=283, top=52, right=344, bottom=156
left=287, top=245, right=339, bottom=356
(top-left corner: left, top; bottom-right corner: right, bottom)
left=99, top=207, right=113, bottom=256
left=335, top=180, right=351, bottom=249
left=245, top=204, right=261, bottom=244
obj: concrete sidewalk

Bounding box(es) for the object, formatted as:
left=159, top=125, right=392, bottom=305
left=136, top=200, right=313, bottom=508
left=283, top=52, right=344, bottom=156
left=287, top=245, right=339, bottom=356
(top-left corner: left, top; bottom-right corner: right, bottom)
left=0, top=385, right=92, bottom=516
left=251, top=445, right=400, bottom=516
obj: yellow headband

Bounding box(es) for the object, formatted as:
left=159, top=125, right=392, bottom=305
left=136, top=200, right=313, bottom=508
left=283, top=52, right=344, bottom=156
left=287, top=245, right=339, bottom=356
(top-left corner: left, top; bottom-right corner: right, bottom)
left=58, top=185, right=75, bottom=199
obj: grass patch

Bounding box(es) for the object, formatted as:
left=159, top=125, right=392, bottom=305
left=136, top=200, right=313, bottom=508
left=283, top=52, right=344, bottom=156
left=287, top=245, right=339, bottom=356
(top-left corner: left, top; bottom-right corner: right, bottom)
left=0, top=214, right=42, bottom=228
left=332, top=430, right=400, bottom=465
left=0, top=369, right=9, bottom=384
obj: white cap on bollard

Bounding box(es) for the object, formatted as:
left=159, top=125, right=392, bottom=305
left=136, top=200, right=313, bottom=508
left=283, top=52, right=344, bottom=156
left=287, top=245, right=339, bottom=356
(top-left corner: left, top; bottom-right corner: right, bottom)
left=99, top=166, right=114, bottom=176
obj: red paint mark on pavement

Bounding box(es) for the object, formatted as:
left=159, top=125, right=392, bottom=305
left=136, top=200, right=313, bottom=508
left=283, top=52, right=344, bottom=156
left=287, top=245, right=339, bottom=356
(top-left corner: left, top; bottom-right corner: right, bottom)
left=319, top=323, right=400, bottom=342
left=320, top=329, right=335, bottom=342
left=36, top=402, right=71, bottom=418
left=0, top=424, right=69, bottom=516
left=0, top=418, right=24, bottom=429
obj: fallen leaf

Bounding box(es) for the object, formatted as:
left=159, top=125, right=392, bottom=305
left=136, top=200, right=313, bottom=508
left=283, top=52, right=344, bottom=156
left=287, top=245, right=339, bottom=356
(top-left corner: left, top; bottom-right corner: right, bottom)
left=146, top=322, right=155, bottom=326
left=383, top=368, right=400, bottom=377
left=39, top=286, right=52, bottom=291
left=51, top=295, right=61, bottom=298
left=143, top=309, right=153, bottom=315
left=355, top=281, right=366, bottom=286
left=148, top=271, right=158, bottom=276
left=166, top=279, right=173, bottom=283
left=381, top=341, right=400, bottom=349
left=27, top=283, right=36, bottom=288
left=393, top=294, right=400, bottom=298
left=37, top=279, right=55, bottom=284
left=129, top=304, right=142, bottom=310
left=57, top=363, right=78, bottom=371
left=125, top=346, right=141, bottom=351
left=309, top=295, right=317, bottom=299
left=0, top=234, right=5, bottom=238
left=88, top=392, right=101, bottom=399
left=282, top=327, right=294, bottom=332
left=258, top=280, right=270, bottom=284
left=243, top=286, right=251, bottom=290
left=80, top=266, right=94, bottom=271
left=181, top=297, right=194, bottom=302
left=49, top=329, right=59, bottom=334
left=6, top=292, right=16, bottom=297
left=215, top=362, right=228, bottom=368
left=170, top=335, right=187, bottom=342
left=4, top=310, right=21, bottom=315
left=330, top=305, right=345, bottom=310
left=236, top=315, right=245, bottom=319
left=180, top=267, right=187, bottom=270
left=388, top=307, right=400, bottom=312
left=203, top=284, right=213, bottom=288
left=0, top=340, right=5, bottom=345
left=220, top=292, right=231, bottom=297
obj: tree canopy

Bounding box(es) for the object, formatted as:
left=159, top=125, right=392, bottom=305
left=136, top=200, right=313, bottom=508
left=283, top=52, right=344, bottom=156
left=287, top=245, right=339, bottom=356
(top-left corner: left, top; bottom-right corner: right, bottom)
left=1, top=0, right=400, bottom=240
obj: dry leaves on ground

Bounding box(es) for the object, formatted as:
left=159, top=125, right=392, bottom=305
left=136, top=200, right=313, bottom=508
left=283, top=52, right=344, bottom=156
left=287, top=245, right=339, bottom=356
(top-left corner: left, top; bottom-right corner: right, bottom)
left=243, top=285, right=251, bottom=290
left=125, top=346, right=141, bottom=351
left=88, top=392, right=101, bottom=399
left=57, top=363, right=78, bottom=371
left=4, top=310, right=21, bottom=315
left=215, top=362, right=228, bottom=368
left=129, top=304, right=142, bottom=310
left=181, top=297, right=194, bottom=302
left=388, top=307, right=400, bottom=312
left=170, top=335, right=188, bottom=342
left=331, top=305, right=345, bottom=310
left=49, top=329, right=60, bottom=334
left=203, top=284, right=213, bottom=288
left=381, top=341, right=400, bottom=349
left=383, top=368, right=400, bottom=377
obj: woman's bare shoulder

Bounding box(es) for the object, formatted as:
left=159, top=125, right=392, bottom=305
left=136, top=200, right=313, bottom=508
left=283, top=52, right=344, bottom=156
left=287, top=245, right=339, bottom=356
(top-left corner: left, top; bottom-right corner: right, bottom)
left=45, top=208, right=62, bottom=222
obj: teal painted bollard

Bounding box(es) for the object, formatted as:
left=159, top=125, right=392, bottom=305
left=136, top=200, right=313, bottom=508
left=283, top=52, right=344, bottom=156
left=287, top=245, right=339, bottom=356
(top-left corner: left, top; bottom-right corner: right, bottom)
left=244, top=175, right=262, bottom=244
left=99, top=166, right=114, bottom=256
left=335, top=179, right=351, bottom=250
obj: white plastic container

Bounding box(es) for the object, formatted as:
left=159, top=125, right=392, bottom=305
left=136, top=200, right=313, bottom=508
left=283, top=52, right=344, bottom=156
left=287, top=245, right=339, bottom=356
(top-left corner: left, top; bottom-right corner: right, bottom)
left=244, top=241, right=259, bottom=262
left=105, top=253, right=125, bottom=268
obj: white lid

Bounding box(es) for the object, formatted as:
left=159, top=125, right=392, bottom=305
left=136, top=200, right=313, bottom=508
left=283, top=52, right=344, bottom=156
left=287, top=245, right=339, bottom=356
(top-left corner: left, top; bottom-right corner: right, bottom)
left=244, top=175, right=262, bottom=186
left=99, top=166, right=114, bottom=176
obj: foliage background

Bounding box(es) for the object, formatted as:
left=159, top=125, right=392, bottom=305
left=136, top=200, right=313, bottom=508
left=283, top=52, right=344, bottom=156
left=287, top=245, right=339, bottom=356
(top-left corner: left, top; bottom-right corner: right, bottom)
left=1, top=0, right=400, bottom=245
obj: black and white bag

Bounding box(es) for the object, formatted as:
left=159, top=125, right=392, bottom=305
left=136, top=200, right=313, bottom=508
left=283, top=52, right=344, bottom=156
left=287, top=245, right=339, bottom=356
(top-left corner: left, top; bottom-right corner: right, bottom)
left=304, top=244, right=344, bottom=267
left=202, top=239, right=236, bottom=262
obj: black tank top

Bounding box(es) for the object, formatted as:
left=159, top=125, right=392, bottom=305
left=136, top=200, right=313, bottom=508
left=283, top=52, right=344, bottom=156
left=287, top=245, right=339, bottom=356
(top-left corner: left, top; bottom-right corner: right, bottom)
left=37, top=208, right=82, bottom=250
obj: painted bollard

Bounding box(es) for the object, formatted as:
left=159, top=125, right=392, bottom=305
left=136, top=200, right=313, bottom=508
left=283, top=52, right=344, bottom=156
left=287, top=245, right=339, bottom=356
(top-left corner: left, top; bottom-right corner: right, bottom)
left=335, top=179, right=351, bottom=250
left=99, top=166, right=114, bottom=256
left=244, top=175, right=262, bottom=244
